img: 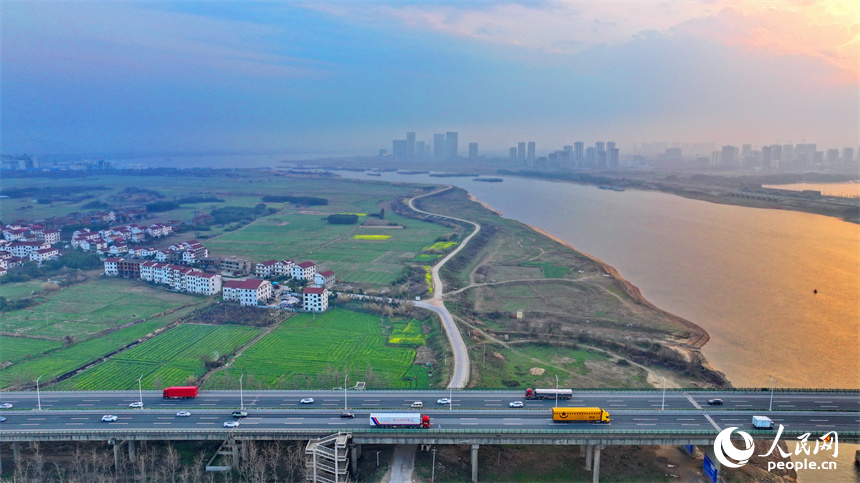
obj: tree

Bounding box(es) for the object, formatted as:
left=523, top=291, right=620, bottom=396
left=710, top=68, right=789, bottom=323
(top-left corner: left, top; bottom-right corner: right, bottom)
left=379, top=207, right=385, bottom=219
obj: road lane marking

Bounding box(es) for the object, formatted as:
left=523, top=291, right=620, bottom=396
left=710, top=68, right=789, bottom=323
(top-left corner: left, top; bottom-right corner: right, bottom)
left=27, top=418, right=46, bottom=421
left=635, top=423, right=656, bottom=426
left=736, top=404, right=752, bottom=407
left=504, top=423, right=523, bottom=425
left=200, top=417, right=219, bottom=420
left=81, top=399, right=100, bottom=402
left=153, top=422, right=172, bottom=425
left=703, top=414, right=721, bottom=431
left=196, top=422, right=216, bottom=425
left=813, top=401, right=833, bottom=403
left=70, top=417, right=89, bottom=420
left=681, top=424, right=701, bottom=426
left=22, top=423, right=41, bottom=426
left=485, top=399, right=502, bottom=402
left=677, top=419, right=697, bottom=421
left=609, top=404, right=626, bottom=407
left=685, top=393, right=702, bottom=410
left=633, top=418, right=657, bottom=421
left=65, top=423, right=84, bottom=425
left=460, top=423, right=478, bottom=425
left=283, top=422, right=302, bottom=425
left=810, top=419, right=830, bottom=422
left=199, top=404, right=216, bottom=406
left=76, top=404, right=93, bottom=407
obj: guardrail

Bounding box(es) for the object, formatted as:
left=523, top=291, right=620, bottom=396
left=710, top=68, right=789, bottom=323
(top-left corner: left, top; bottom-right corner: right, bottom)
left=28, top=388, right=860, bottom=394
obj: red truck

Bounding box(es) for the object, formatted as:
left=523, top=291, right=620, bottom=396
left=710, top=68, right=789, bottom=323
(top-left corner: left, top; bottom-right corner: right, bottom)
left=162, top=386, right=198, bottom=399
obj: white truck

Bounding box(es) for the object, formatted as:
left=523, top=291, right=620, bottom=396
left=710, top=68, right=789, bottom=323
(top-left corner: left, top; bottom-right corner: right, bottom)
left=752, top=416, right=774, bottom=429
left=369, top=413, right=431, bottom=428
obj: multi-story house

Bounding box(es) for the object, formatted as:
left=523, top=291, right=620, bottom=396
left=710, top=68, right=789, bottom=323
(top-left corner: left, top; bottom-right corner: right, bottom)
left=302, top=286, right=329, bottom=312
left=291, top=261, right=316, bottom=281
left=314, top=270, right=336, bottom=288
left=30, top=247, right=60, bottom=264
left=223, top=279, right=272, bottom=306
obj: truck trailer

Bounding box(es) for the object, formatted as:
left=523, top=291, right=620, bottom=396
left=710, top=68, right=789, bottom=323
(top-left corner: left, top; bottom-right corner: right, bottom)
left=552, top=407, right=610, bottom=423
left=162, top=386, right=198, bottom=399
left=752, top=416, right=773, bottom=429
left=369, top=413, right=431, bottom=428
left=524, top=388, right=573, bottom=400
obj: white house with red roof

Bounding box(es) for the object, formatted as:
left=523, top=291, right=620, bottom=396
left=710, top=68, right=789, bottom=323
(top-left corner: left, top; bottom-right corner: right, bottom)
left=314, top=270, right=336, bottom=289
left=184, top=270, right=221, bottom=295
left=223, top=278, right=272, bottom=306
left=255, top=259, right=280, bottom=277
left=30, top=247, right=60, bottom=264
left=104, top=257, right=121, bottom=276
left=9, top=241, right=51, bottom=257
left=291, top=261, right=316, bottom=281
left=302, top=286, right=329, bottom=312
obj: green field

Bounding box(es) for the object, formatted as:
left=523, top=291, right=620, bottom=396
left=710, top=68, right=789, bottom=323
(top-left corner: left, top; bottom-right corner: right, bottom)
left=521, top=261, right=571, bottom=278
left=0, top=305, right=198, bottom=389
left=0, top=337, right=63, bottom=364
left=0, top=280, right=48, bottom=300
left=205, top=308, right=428, bottom=390
left=0, top=278, right=200, bottom=339
left=206, top=210, right=450, bottom=284
left=54, top=324, right=260, bottom=390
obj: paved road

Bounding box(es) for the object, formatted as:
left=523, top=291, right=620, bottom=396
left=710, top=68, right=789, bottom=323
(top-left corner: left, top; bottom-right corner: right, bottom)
left=408, top=186, right=480, bottom=389
left=1, top=390, right=857, bottom=412
left=0, top=409, right=857, bottom=435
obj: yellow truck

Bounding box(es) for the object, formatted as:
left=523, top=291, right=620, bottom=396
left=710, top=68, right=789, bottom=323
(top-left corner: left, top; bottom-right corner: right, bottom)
left=552, top=407, right=610, bottom=424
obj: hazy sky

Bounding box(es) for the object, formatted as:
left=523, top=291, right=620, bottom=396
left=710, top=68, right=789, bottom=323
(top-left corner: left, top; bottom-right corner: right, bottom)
left=2, top=1, right=858, bottom=157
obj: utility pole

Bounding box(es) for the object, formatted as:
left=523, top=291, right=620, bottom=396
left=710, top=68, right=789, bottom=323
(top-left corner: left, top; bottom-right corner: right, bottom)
left=769, top=375, right=774, bottom=411
left=555, top=375, right=559, bottom=408
left=431, top=447, right=437, bottom=482
left=138, top=375, right=143, bottom=406
left=36, top=375, right=43, bottom=411
left=344, top=374, right=348, bottom=410
left=661, top=376, right=666, bottom=411
left=239, top=373, right=244, bottom=410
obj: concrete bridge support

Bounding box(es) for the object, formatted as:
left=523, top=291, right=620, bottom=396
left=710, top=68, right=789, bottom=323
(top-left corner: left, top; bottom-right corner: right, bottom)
left=114, top=443, right=121, bottom=469
left=580, top=444, right=586, bottom=457
left=128, top=440, right=135, bottom=460
left=592, top=445, right=604, bottom=483
left=12, top=442, right=21, bottom=464
left=585, top=444, right=593, bottom=471
left=471, top=444, right=479, bottom=482
left=349, top=443, right=362, bottom=475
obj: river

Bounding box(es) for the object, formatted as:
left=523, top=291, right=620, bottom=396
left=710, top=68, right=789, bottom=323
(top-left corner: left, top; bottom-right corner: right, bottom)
left=340, top=171, right=860, bottom=390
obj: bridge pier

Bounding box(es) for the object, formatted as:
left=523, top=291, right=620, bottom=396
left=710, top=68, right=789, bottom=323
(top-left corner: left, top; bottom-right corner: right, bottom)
left=592, top=445, right=603, bottom=483
left=349, top=443, right=361, bottom=475
left=12, top=442, right=21, bottom=464
left=471, top=444, right=479, bottom=482
left=128, top=440, right=135, bottom=460
left=232, top=441, right=239, bottom=468
left=114, top=442, right=121, bottom=469
left=585, top=444, right=593, bottom=471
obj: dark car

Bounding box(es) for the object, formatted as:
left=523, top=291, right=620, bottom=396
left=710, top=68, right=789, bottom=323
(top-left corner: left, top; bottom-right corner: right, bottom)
left=232, top=411, right=248, bottom=418
left=340, top=412, right=355, bottom=419
left=707, top=398, right=724, bottom=405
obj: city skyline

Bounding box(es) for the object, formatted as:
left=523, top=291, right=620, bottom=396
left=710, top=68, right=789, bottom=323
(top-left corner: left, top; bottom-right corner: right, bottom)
left=1, top=1, right=858, bottom=156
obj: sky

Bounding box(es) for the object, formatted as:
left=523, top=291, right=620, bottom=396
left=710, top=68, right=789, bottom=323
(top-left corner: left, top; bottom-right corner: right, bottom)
left=1, top=1, right=858, bottom=158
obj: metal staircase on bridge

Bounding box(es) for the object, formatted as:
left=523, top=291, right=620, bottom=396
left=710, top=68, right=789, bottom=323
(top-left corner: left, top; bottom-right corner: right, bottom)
left=305, top=432, right=351, bottom=483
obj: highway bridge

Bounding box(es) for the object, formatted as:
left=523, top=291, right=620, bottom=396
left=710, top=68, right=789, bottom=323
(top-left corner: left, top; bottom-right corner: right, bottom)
left=1, top=389, right=857, bottom=481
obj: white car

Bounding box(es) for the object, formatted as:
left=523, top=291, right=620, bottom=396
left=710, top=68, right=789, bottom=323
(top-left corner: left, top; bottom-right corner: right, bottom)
left=129, top=401, right=144, bottom=408
left=223, top=421, right=240, bottom=428
left=300, top=398, right=314, bottom=404
left=0, top=403, right=13, bottom=409
left=101, top=415, right=118, bottom=422
left=176, top=411, right=191, bottom=417
left=437, top=398, right=451, bottom=405
left=509, top=401, right=524, bottom=408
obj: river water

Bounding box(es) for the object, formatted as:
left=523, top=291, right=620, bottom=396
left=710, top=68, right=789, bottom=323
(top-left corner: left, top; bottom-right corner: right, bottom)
left=340, top=172, right=859, bottom=482
left=340, top=171, right=860, bottom=390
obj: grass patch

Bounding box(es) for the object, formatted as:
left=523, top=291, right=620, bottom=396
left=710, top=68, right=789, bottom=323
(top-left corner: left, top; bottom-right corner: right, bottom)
left=204, top=308, right=427, bottom=390
left=522, top=261, right=572, bottom=278
left=54, top=324, right=260, bottom=390
left=0, top=280, right=47, bottom=300
left=0, top=337, right=63, bottom=363
left=2, top=305, right=198, bottom=389
left=0, top=278, right=199, bottom=339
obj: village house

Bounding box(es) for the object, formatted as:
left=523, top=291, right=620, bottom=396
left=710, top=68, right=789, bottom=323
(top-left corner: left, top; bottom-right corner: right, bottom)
left=314, top=270, right=336, bottom=289
left=8, top=240, right=52, bottom=258
left=222, top=278, right=272, bottom=306
left=302, top=286, right=329, bottom=312
left=291, top=261, right=316, bottom=281
left=30, top=247, right=60, bottom=264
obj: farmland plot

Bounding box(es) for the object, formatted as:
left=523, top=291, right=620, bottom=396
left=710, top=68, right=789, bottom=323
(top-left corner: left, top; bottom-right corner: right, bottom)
left=54, top=324, right=260, bottom=390
left=204, top=309, right=426, bottom=390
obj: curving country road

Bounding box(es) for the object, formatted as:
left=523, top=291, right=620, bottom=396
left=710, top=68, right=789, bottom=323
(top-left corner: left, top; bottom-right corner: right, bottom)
left=408, top=186, right=480, bottom=389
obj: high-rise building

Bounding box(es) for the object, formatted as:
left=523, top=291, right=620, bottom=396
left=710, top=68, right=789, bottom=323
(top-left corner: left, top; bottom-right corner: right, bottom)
left=595, top=141, right=605, bottom=153
left=392, top=140, right=407, bottom=160
left=720, top=145, right=739, bottom=167
left=573, top=142, right=584, bottom=167
left=782, top=144, right=794, bottom=168
left=608, top=148, right=619, bottom=169
left=761, top=145, right=772, bottom=168
left=563, top=145, right=573, bottom=169
left=509, top=147, right=517, bottom=163
left=606, top=141, right=616, bottom=152
left=585, top=147, right=596, bottom=167
left=416, top=141, right=426, bottom=159
left=433, top=134, right=445, bottom=160
left=446, top=132, right=458, bottom=159
left=406, top=132, right=416, bottom=159
left=468, top=143, right=478, bottom=161
left=842, top=147, right=855, bottom=165
left=517, top=142, right=526, bottom=164
left=527, top=141, right=536, bottom=166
